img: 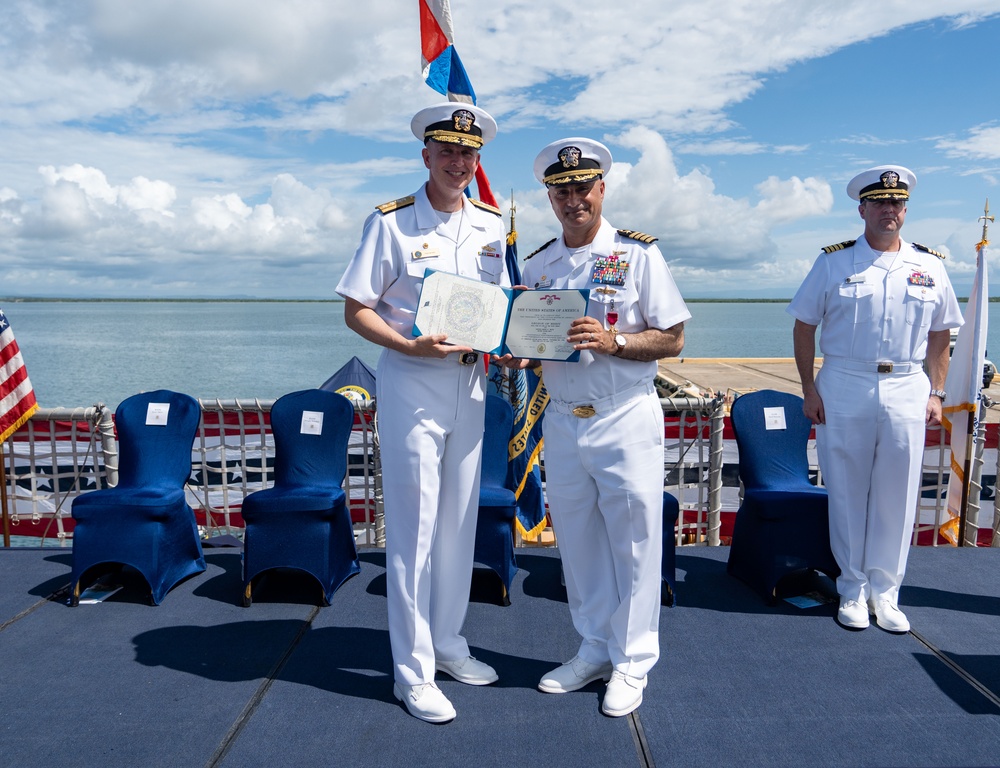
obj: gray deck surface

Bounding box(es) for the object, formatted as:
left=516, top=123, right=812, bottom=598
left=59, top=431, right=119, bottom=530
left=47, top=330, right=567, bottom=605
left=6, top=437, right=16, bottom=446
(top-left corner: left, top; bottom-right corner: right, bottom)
left=2, top=545, right=999, bottom=767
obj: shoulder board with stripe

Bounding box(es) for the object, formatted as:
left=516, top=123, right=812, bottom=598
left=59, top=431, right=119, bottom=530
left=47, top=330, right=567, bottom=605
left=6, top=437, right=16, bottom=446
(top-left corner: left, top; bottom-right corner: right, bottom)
left=470, top=199, right=502, bottom=216
left=617, top=228, right=658, bottom=244
left=525, top=238, right=556, bottom=260
left=912, top=242, right=946, bottom=260
left=821, top=240, right=856, bottom=254
left=375, top=196, right=415, bottom=215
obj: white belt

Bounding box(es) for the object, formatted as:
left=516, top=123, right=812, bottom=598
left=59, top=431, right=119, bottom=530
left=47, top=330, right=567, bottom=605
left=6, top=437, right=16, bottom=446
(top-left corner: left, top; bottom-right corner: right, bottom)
left=549, top=381, right=656, bottom=419
left=823, top=357, right=923, bottom=374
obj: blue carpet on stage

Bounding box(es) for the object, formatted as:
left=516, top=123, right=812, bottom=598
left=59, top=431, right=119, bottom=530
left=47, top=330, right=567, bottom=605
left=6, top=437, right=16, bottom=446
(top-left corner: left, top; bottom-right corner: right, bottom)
left=2, top=545, right=999, bottom=768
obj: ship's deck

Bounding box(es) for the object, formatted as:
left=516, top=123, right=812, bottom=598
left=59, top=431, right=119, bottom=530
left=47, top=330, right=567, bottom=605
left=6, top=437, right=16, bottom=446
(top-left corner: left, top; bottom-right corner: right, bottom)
left=3, top=545, right=1000, bottom=767
left=658, top=357, right=1000, bottom=423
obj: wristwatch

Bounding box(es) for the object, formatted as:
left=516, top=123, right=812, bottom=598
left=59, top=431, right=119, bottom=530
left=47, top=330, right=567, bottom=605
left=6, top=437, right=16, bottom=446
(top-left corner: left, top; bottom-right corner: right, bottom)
left=930, top=389, right=947, bottom=401
left=612, top=331, right=627, bottom=356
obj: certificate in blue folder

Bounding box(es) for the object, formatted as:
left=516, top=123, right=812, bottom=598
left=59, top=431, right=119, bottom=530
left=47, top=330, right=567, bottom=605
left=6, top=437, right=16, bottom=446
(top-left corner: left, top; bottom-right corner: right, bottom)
left=413, top=270, right=589, bottom=362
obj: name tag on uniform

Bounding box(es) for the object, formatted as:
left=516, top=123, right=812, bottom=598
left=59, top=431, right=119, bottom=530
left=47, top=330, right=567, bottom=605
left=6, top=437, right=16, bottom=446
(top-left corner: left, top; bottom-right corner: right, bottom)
left=843, top=274, right=867, bottom=285
left=412, top=248, right=440, bottom=260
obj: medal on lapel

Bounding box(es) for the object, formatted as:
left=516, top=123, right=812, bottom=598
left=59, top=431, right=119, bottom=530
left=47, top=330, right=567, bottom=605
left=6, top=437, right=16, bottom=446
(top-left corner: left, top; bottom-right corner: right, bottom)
left=591, top=255, right=629, bottom=286
left=606, top=299, right=618, bottom=330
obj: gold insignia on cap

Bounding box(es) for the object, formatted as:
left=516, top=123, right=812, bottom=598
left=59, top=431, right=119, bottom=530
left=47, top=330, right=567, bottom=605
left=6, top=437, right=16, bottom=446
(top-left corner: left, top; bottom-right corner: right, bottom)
left=559, top=146, right=582, bottom=169
left=453, top=109, right=475, bottom=133
left=880, top=171, right=899, bottom=189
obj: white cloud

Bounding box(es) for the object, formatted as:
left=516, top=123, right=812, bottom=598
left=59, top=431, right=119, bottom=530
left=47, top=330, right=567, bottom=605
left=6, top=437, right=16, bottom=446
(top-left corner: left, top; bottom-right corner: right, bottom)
left=119, top=177, right=177, bottom=215
left=754, top=176, right=834, bottom=226
left=937, top=123, right=1000, bottom=160
left=1, top=1, right=998, bottom=297
left=599, top=127, right=832, bottom=269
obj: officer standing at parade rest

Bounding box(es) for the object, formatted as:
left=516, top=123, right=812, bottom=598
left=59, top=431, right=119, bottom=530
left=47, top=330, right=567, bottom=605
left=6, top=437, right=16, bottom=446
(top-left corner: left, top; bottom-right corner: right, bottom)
left=336, top=103, right=508, bottom=723
left=788, top=165, right=963, bottom=633
left=503, top=138, right=690, bottom=717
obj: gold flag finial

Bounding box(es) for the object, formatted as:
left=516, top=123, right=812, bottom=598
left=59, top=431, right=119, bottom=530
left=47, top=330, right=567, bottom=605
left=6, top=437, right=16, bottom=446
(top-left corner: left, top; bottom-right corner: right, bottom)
left=978, top=199, right=993, bottom=250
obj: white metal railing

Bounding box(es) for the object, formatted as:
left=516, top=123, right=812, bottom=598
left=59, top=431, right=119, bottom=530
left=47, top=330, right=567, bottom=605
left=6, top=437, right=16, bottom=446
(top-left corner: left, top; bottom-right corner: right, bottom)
left=3, top=397, right=996, bottom=549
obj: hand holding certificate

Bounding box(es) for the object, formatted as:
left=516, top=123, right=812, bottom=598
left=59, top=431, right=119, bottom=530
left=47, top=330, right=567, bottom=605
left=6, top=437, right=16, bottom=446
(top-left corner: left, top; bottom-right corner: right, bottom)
left=413, top=270, right=589, bottom=362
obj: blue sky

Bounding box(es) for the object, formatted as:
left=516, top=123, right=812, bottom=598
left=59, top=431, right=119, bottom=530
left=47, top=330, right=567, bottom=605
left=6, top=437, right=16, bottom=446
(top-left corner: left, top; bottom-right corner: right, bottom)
left=1, top=1, right=999, bottom=299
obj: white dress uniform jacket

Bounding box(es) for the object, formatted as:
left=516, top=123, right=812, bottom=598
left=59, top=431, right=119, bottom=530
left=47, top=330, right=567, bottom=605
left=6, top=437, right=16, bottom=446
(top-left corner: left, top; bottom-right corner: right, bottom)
left=523, top=218, right=690, bottom=678
left=787, top=235, right=962, bottom=603
left=336, top=184, right=507, bottom=686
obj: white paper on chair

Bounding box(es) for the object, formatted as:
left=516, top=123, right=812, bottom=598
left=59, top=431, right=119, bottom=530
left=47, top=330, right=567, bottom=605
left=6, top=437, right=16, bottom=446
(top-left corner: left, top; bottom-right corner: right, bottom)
left=300, top=410, right=324, bottom=435
left=763, top=407, right=786, bottom=430
left=146, top=403, right=170, bottom=426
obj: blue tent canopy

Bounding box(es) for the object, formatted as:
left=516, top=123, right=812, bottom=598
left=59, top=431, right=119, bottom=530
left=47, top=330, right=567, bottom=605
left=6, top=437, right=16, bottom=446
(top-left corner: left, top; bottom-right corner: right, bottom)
left=319, top=356, right=377, bottom=403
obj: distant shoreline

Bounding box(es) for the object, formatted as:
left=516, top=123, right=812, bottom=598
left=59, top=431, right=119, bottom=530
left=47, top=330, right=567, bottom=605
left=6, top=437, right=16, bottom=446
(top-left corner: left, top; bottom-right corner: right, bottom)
left=1, top=296, right=993, bottom=303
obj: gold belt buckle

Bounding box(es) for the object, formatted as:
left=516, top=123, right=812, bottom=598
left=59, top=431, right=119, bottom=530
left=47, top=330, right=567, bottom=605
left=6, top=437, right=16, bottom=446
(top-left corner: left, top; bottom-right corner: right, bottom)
left=571, top=405, right=596, bottom=418
left=877, top=362, right=893, bottom=373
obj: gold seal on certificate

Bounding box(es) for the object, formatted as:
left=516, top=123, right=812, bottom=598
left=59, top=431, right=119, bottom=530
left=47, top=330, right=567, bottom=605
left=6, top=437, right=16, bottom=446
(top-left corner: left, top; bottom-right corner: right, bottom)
left=413, top=270, right=589, bottom=361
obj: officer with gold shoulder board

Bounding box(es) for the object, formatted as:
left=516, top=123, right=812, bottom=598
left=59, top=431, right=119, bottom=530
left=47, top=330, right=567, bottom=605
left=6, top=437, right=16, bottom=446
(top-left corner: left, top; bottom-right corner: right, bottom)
left=511, top=137, right=690, bottom=717
left=336, top=103, right=508, bottom=723
left=788, top=165, right=963, bottom=633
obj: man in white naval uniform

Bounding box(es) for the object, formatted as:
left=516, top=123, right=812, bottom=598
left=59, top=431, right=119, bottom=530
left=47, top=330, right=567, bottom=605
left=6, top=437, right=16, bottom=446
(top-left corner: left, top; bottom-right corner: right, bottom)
left=336, top=103, right=508, bottom=723
left=788, top=165, right=962, bottom=633
left=513, top=138, right=689, bottom=717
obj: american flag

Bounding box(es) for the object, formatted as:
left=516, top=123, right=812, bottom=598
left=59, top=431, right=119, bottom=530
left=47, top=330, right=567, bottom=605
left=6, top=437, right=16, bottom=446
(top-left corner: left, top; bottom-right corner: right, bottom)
left=0, top=308, right=39, bottom=443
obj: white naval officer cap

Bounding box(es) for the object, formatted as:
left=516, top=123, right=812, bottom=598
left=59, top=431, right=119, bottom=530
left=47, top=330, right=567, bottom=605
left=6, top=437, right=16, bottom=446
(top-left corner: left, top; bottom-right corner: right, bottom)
left=533, top=137, right=613, bottom=186
left=410, top=102, right=497, bottom=149
left=847, top=165, right=917, bottom=202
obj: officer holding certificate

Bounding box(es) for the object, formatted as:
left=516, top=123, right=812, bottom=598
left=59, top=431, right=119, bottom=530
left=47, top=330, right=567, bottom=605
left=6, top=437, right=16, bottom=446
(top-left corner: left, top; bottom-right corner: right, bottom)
left=336, top=103, right=508, bottom=723
left=516, top=138, right=690, bottom=717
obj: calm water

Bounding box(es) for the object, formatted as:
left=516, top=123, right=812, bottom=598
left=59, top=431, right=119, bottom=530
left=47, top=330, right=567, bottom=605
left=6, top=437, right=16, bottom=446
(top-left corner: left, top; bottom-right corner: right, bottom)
left=4, top=300, right=996, bottom=409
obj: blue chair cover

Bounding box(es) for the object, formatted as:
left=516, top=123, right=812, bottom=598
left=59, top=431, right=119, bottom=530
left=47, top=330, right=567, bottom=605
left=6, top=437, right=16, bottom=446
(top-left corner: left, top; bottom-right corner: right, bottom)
left=241, top=389, right=360, bottom=606
left=726, top=390, right=840, bottom=602
left=70, top=390, right=205, bottom=605
left=662, top=491, right=680, bottom=607
left=474, top=394, right=518, bottom=605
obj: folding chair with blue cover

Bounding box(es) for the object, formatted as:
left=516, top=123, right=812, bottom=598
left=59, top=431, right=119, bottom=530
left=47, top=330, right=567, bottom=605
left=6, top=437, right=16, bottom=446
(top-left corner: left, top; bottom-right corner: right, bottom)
left=474, top=394, right=518, bottom=606
left=241, top=389, right=360, bottom=606
left=726, top=389, right=840, bottom=602
left=70, top=390, right=205, bottom=606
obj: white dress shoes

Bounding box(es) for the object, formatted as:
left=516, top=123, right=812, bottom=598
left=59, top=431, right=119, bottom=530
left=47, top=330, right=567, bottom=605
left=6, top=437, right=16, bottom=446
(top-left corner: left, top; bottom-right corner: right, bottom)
left=602, top=671, right=647, bottom=717
left=869, top=598, right=910, bottom=633
left=435, top=655, right=499, bottom=685
left=393, top=682, right=456, bottom=724
left=837, top=598, right=870, bottom=629
left=538, top=656, right=613, bottom=693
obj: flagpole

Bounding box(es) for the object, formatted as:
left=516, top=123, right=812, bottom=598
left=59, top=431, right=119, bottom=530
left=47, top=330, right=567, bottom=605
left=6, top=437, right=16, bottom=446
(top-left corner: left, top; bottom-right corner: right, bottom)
left=957, top=414, right=975, bottom=546
left=1, top=452, right=11, bottom=547
left=958, top=200, right=993, bottom=546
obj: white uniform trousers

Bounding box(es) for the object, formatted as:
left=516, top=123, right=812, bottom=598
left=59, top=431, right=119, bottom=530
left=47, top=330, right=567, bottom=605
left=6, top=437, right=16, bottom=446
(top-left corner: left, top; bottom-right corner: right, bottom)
left=544, top=385, right=664, bottom=679
left=815, top=359, right=929, bottom=604
left=376, top=349, right=486, bottom=686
